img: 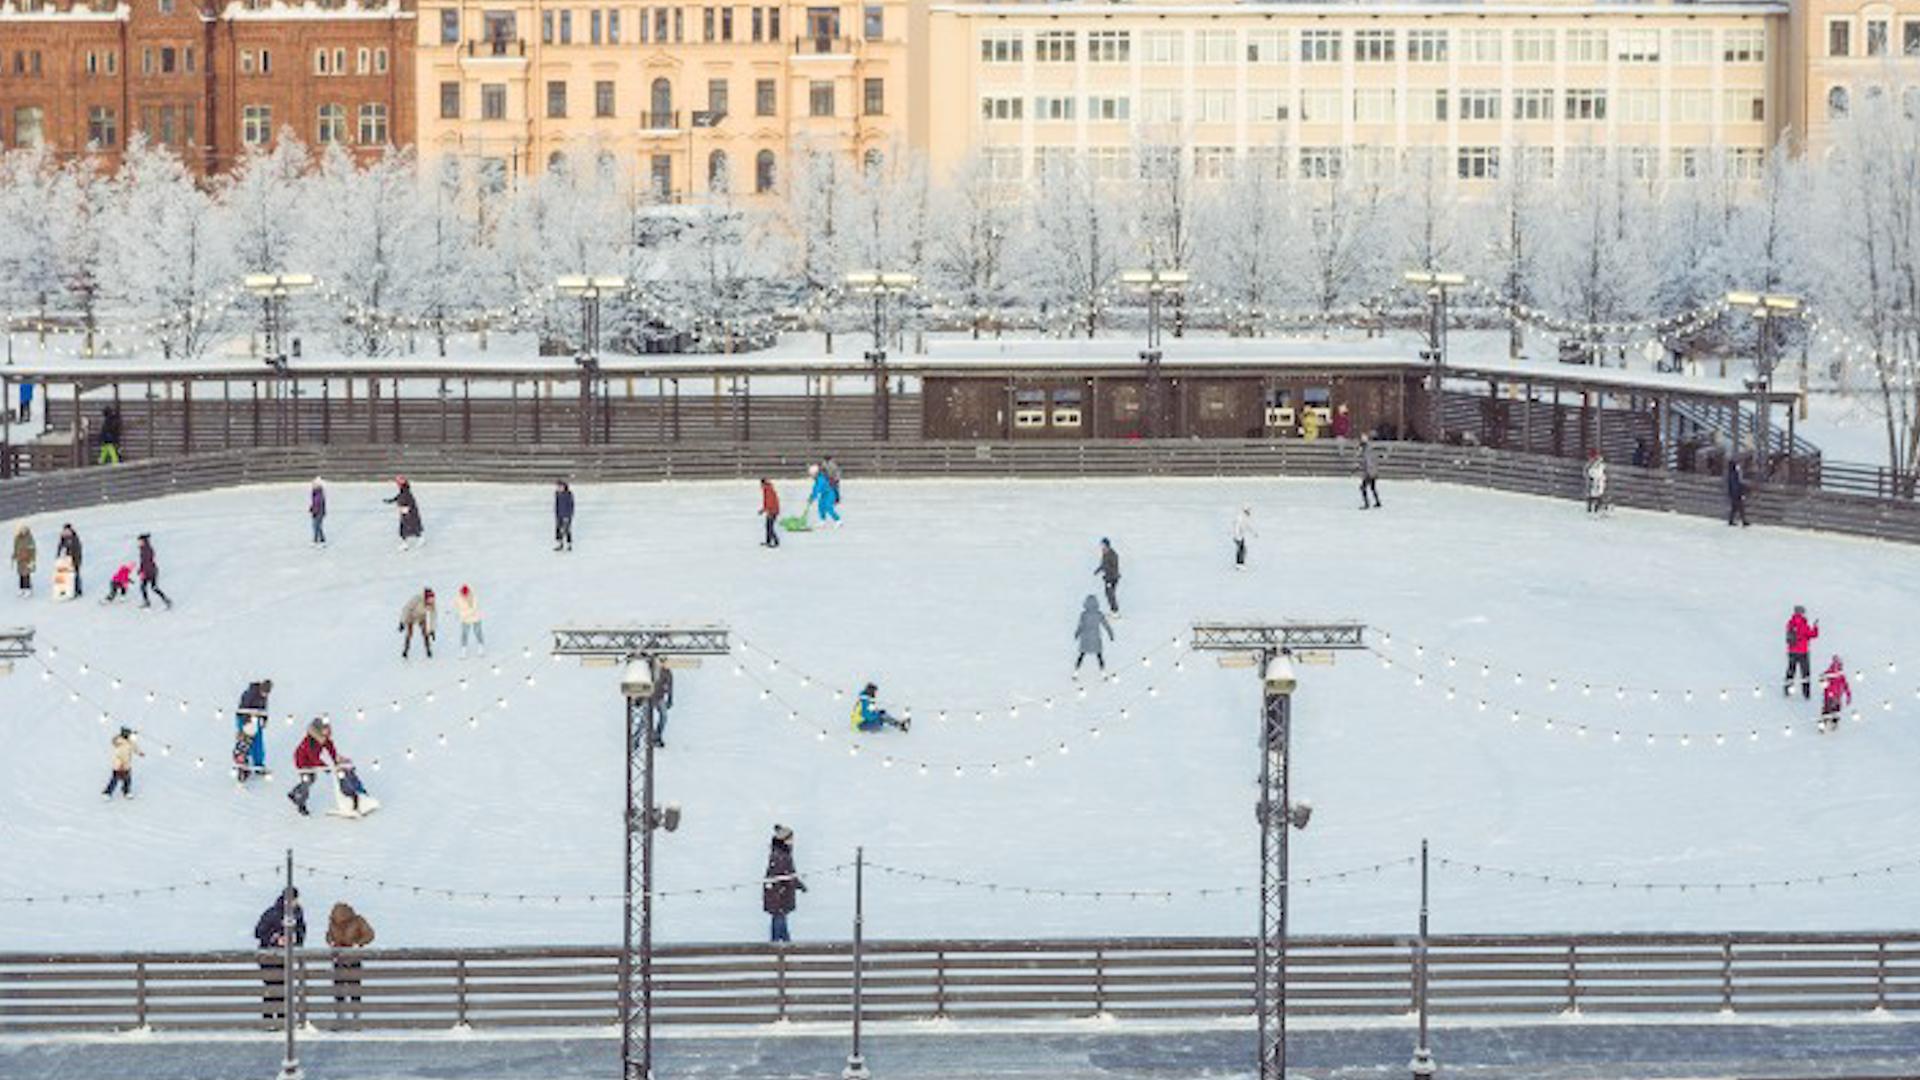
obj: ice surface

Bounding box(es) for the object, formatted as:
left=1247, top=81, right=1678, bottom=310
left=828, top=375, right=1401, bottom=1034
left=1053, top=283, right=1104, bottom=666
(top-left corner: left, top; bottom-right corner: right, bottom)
left=3, top=476, right=1917, bottom=950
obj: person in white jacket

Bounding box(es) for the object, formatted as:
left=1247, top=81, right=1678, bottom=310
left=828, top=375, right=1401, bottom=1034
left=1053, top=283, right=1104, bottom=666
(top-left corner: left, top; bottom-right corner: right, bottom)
left=1231, top=506, right=1257, bottom=568
left=1585, top=452, right=1608, bottom=514
left=454, top=583, right=485, bottom=658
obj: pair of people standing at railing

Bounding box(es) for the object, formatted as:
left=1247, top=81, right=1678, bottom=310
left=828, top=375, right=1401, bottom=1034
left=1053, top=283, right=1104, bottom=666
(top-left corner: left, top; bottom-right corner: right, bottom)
left=252, top=889, right=376, bottom=1024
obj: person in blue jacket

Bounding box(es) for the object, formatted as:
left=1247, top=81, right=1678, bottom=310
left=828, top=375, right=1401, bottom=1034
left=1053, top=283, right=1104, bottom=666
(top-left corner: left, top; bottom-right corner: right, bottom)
left=852, top=683, right=909, bottom=733
left=810, top=463, right=841, bottom=526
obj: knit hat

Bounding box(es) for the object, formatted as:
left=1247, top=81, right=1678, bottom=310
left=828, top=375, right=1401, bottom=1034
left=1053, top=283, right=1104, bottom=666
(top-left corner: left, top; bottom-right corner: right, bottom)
left=118, top=726, right=132, bottom=739
left=772, top=824, right=793, bottom=842
left=424, top=588, right=436, bottom=601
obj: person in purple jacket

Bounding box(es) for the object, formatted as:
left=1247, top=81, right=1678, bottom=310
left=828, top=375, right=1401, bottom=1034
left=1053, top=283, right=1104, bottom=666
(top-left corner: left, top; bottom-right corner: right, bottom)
left=310, top=478, right=328, bottom=546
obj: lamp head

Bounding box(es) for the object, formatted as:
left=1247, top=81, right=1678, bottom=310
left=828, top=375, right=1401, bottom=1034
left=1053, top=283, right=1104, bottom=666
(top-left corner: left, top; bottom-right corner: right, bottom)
left=621, top=659, right=656, bottom=700
left=1263, top=652, right=1298, bottom=695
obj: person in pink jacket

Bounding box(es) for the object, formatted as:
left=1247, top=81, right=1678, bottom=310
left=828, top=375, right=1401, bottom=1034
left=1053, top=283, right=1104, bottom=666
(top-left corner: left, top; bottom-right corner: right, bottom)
left=1819, top=656, right=1852, bottom=733
left=1784, top=605, right=1819, bottom=700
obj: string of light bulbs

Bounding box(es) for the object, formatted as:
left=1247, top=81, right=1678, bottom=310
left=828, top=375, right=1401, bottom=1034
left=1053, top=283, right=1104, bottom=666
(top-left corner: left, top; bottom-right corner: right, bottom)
left=1431, top=854, right=1920, bottom=893
left=863, top=855, right=1418, bottom=902
left=293, top=860, right=853, bottom=906
left=0, top=865, right=280, bottom=906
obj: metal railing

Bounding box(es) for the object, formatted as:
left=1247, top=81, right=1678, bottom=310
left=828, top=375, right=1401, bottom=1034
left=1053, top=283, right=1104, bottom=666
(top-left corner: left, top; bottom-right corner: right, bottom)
left=463, top=38, right=526, bottom=58
left=2, top=933, right=1915, bottom=1034
left=793, top=34, right=856, bottom=55
left=638, top=110, right=680, bottom=130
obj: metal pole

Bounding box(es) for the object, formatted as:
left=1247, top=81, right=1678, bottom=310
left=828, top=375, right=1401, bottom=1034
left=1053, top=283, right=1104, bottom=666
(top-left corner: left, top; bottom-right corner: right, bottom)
left=1410, top=839, right=1435, bottom=1078
left=276, top=848, right=303, bottom=1080
left=622, top=667, right=658, bottom=1080
left=1257, top=658, right=1291, bottom=1080
left=844, top=846, right=870, bottom=1079
left=1428, top=288, right=1444, bottom=444
left=1755, top=312, right=1771, bottom=481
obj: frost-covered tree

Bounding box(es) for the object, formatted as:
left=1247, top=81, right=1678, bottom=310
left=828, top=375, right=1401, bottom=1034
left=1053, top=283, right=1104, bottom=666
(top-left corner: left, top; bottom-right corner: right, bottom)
left=784, top=143, right=853, bottom=349
left=1289, top=165, right=1391, bottom=328
left=298, top=146, right=431, bottom=357
left=1132, top=138, right=1198, bottom=335
left=221, top=136, right=311, bottom=276
left=1470, top=144, right=1547, bottom=359
left=1542, top=155, right=1656, bottom=362
left=0, top=150, right=66, bottom=338
left=928, top=153, right=1021, bottom=338
left=102, top=139, right=233, bottom=360
left=1198, top=156, right=1285, bottom=336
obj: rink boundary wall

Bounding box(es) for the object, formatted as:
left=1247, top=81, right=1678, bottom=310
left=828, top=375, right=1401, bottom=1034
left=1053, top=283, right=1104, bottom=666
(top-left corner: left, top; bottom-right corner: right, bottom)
left=2, top=932, right=1917, bottom=1033
left=1, top=441, right=1917, bottom=545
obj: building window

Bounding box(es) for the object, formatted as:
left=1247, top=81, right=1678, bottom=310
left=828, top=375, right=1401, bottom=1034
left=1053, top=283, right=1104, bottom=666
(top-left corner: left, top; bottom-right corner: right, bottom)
left=1409, top=88, right=1447, bottom=122
left=708, top=78, right=729, bottom=117
left=161, top=46, right=177, bottom=73
left=316, top=103, right=346, bottom=143
left=1246, top=29, right=1285, bottom=63
left=1141, top=30, right=1181, bottom=66
left=1458, top=28, right=1501, bottom=64
left=375, top=47, right=387, bottom=73
left=1906, top=20, right=1920, bottom=57
left=591, top=9, right=602, bottom=44
left=863, top=3, right=881, bottom=39
left=1035, top=30, right=1074, bottom=63
left=314, top=48, right=329, bottom=75
left=852, top=76, right=880, bottom=116
left=755, top=149, right=775, bottom=193
left=1669, top=147, right=1704, bottom=180
left=483, top=9, right=515, bottom=48
left=1512, top=89, right=1553, bottom=121
left=981, top=33, right=1022, bottom=63
left=242, top=104, right=272, bottom=146
left=610, top=10, right=621, bottom=42
left=1299, top=29, right=1339, bottom=63
left=1564, top=89, right=1607, bottom=121
left=1353, top=29, right=1393, bottom=63
left=1087, top=95, right=1129, bottom=122
left=356, top=47, right=370, bottom=75
left=595, top=80, right=615, bottom=118
left=1519, top=146, right=1555, bottom=181
left=542, top=9, right=554, bottom=43
left=239, top=50, right=256, bottom=74
left=1457, top=146, right=1499, bottom=181
left=1672, top=89, right=1711, bottom=124
left=702, top=6, right=714, bottom=42
left=1722, top=29, right=1764, bottom=62
left=1195, top=30, right=1233, bottom=64
left=1297, top=146, right=1342, bottom=180
left=547, top=80, right=567, bottom=118
left=560, top=9, right=572, bottom=42
left=1868, top=19, right=1889, bottom=58
left=720, top=7, right=732, bottom=40
left=708, top=149, right=729, bottom=190
left=358, top=103, right=388, bottom=144
left=752, top=7, right=763, bottom=41
left=1670, top=28, right=1711, bottom=64
left=1033, top=94, right=1073, bottom=122
left=1723, top=90, right=1764, bottom=124
left=1615, top=29, right=1659, bottom=63
left=1828, top=85, right=1851, bottom=121
left=650, top=154, right=671, bottom=198
left=1829, top=20, right=1851, bottom=59
left=1087, top=30, right=1128, bottom=63
left=1729, top=148, right=1764, bottom=181
left=1619, top=89, right=1659, bottom=124
left=440, top=81, right=461, bottom=119
left=440, top=8, right=459, bottom=44
left=482, top=83, right=506, bottom=120
left=1193, top=146, right=1235, bottom=181
left=1457, top=89, right=1499, bottom=122
left=1513, top=29, right=1554, bottom=63
left=1566, top=29, right=1607, bottom=64
left=1298, top=88, right=1338, bottom=124
left=649, top=77, right=672, bottom=124
left=809, top=80, right=834, bottom=117
left=333, top=47, right=345, bottom=73
left=86, top=105, right=116, bottom=149
left=1410, top=28, right=1449, bottom=62
left=1350, top=88, right=1393, bottom=124
left=980, top=96, right=1022, bottom=122
left=756, top=78, right=776, bottom=116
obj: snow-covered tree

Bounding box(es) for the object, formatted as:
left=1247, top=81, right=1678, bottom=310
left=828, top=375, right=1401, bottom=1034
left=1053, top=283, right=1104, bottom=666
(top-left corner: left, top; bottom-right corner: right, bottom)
left=298, top=145, right=432, bottom=357
left=101, top=139, right=233, bottom=360
left=1288, top=165, right=1391, bottom=328
left=1197, top=156, right=1285, bottom=336
left=928, top=153, right=1021, bottom=338
left=0, top=150, right=66, bottom=339
left=1022, top=160, right=1122, bottom=338
left=784, top=143, right=854, bottom=349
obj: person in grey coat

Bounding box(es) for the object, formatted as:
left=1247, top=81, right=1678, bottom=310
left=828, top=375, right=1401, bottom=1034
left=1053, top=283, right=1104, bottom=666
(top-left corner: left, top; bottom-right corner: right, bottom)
left=1074, top=595, right=1114, bottom=672
left=1358, top=434, right=1382, bottom=509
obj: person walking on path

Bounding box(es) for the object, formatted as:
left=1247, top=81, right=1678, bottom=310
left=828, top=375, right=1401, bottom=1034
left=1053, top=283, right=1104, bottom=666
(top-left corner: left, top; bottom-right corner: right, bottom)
left=454, top=584, right=485, bottom=657
left=310, top=479, right=328, bottom=546
left=554, top=480, right=575, bottom=552
left=1819, top=656, right=1852, bottom=733
left=1359, top=435, right=1383, bottom=509
left=103, top=726, right=142, bottom=799
left=1074, top=595, right=1114, bottom=673
left=97, top=405, right=122, bottom=465
left=762, top=824, right=806, bottom=944
left=759, top=478, right=781, bottom=548
left=253, top=888, right=306, bottom=1021
left=326, top=903, right=376, bottom=1025
left=1785, top=605, right=1820, bottom=700
left=399, top=588, right=437, bottom=659
left=1726, top=458, right=1750, bottom=527
left=1585, top=451, right=1608, bottom=515
left=1094, top=539, right=1121, bottom=616
left=12, top=524, right=34, bottom=597
left=1231, top=506, right=1256, bottom=568
left=56, top=523, right=82, bottom=598
left=385, top=477, right=424, bottom=551
left=136, top=533, right=172, bottom=609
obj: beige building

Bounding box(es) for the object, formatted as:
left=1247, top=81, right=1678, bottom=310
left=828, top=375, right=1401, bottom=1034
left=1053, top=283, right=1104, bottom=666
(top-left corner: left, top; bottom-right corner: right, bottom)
left=924, top=0, right=1789, bottom=187
left=1787, top=0, right=1920, bottom=152
left=414, top=0, right=917, bottom=196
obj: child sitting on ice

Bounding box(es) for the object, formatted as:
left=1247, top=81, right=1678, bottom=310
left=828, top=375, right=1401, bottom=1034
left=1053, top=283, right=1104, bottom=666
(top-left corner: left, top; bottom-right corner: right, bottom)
left=851, top=683, right=910, bottom=734
left=103, top=562, right=134, bottom=604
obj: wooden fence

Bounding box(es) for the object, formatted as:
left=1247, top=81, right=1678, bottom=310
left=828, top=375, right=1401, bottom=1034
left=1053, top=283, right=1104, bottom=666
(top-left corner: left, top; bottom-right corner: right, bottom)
left=5, top=440, right=1920, bottom=547
left=2, top=933, right=1916, bottom=1034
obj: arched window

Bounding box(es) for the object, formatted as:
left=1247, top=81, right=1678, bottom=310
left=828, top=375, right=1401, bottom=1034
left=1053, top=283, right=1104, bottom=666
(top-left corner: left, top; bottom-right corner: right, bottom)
left=708, top=149, right=730, bottom=192
left=1829, top=85, right=1851, bottom=120
left=649, top=78, right=673, bottom=125
left=755, top=149, right=776, bottom=193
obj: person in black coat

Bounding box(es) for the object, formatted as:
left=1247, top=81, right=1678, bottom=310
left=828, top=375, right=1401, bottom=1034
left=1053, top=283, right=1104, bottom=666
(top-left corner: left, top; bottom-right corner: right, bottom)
left=253, top=888, right=306, bottom=1021
left=56, top=523, right=82, bottom=597
left=554, top=480, right=575, bottom=552
left=1094, top=539, right=1121, bottom=616
left=136, top=533, right=171, bottom=609
left=761, top=825, right=806, bottom=944
left=384, top=477, right=424, bottom=549
left=1726, top=458, right=1749, bottom=528
left=98, top=405, right=123, bottom=465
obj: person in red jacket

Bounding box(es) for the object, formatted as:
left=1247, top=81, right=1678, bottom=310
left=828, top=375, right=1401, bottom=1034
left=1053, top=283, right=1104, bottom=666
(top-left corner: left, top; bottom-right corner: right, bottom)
left=759, top=478, right=781, bottom=549
left=1819, top=656, right=1852, bottom=733
left=288, top=719, right=339, bottom=816
left=1784, top=605, right=1819, bottom=700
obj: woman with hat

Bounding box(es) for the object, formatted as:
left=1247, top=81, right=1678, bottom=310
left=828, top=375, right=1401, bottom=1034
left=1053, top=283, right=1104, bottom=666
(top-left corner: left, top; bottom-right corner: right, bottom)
left=762, top=824, right=807, bottom=943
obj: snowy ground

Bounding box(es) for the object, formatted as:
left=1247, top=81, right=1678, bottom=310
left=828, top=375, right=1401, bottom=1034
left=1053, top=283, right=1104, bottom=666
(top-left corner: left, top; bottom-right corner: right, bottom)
left=4, top=476, right=1920, bottom=951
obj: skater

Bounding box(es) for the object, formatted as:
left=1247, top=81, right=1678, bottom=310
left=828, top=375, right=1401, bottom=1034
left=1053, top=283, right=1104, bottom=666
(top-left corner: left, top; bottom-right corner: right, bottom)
left=235, top=679, right=273, bottom=781
left=824, top=456, right=843, bottom=500
left=759, top=478, right=781, bottom=548
left=1585, top=451, right=1608, bottom=514
left=852, top=682, right=910, bottom=733
left=399, top=587, right=436, bottom=659
left=253, top=887, right=305, bottom=1021
left=1074, top=595, right=1114, bottom=672
left=1726, top=458, right=1749, bottom=527
left=56, top=523, right=82, bottom=597
left=649, top=666, right=675, bottom=747
left=102, top=726, right=142, bottom=798
left=310, top=478, right=328, bottom=545
left=16, top=380, right=31, bottom=425
left=287, top=719, right=339, bottom=816
left=326, top=902, right=376, bottom=1024
left=97, top=405, right=122, bottom=465
left=1331, top=404, right=1352, bottom=440
left=1231, top=506, right=1256, bottom=568
left=385, top=476, right=424, bottom=550
left=454, top=584, right=485, bottom=657
left=12, top=523, right=33, bottom=597
left=1359, top=434, right=1382, bottom=509
left=762, top=824, right=806, bottom=944
left=103, top=562, right=134, bottom=604
left=554, top=479, right=574, bottom=551
left=1819, top=655, right=1852, bottom=733
left=809, top=463, right=841, bottom=526
left=1784, top=605, right=1819, bottom=699
left=1094, top=538, right=1121, bottom=616
left=136, top=533, right=172, bottom=609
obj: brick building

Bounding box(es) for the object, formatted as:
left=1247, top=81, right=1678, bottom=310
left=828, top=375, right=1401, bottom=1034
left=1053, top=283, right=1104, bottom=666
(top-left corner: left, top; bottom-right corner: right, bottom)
left=0, top=0, right=416, bottom=173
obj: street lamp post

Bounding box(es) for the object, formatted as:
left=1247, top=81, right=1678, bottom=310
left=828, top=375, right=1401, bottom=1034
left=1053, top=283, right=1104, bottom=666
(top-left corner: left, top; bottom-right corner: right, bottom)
left=1122, top=269, right=1190, bottom=438
left=844, top=270, right=917, bottom=441
left=243, top=274, right=314, bottom=447
left=557, top=275, right=628, bottom=448
left=1404, top=271, right=1466, bottom=445
left=1725, top=291, right=1802, bottom=480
